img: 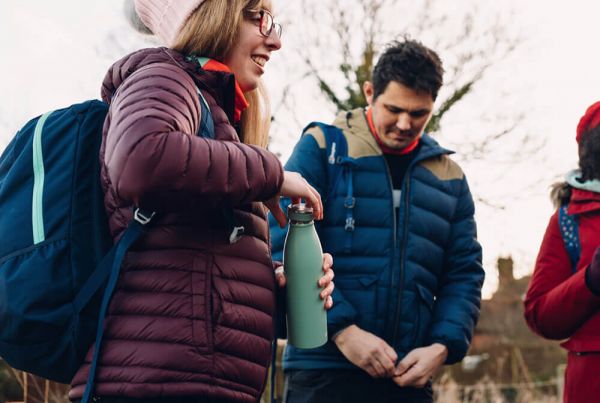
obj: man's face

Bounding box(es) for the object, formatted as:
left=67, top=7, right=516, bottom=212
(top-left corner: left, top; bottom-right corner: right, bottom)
left=364, top=80, right=434, bottom=150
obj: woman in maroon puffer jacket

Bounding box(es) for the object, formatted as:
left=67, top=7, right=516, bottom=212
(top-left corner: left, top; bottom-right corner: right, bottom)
left=524, top=101, right=600, bottom=403
left=69, top=1, right=334, bottom=402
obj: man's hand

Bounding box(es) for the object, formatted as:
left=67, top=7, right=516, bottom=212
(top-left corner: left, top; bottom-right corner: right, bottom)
left=333, top=325, right=397, bottom=378
left=393, top=343, right=448, bottom=388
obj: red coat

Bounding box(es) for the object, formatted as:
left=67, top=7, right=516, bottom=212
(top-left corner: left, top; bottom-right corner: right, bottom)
left=524, top=188, right=600, bottom=402
left=69, top=48, right=284, bottom=402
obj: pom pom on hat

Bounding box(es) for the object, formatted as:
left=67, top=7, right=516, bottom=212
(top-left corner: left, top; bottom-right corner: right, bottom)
left=577, top=101, right=600, bottom=143
left=133, top=0, right=206, bottom=46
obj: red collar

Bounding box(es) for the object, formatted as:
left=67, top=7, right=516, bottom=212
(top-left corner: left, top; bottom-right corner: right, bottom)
left=366, top=108, right=420, bottom=155
left=568, top=188, right=600, bottom=215
left=202, top=59, right=249, bottom=123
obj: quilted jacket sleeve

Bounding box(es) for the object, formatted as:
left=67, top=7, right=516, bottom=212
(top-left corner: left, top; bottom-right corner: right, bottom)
left=524, top=212, right=600, bottom=340
left=269, top=133, right=358, bottom=338
left=429, top=177, right=484, bottom=364
left=103, top=62, right=283, bottom=211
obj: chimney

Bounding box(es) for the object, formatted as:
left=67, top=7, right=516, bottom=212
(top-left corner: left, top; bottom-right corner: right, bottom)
left=497, top=256, right=514, bottom=290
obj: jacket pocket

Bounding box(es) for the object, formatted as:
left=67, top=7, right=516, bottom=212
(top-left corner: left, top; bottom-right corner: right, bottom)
left=334, top=275, right=378, bottom=289
left=191, top=253, right=213, bottom=353
left=413, top=284, right=435, bottom=348
left=334, top=275, right=378, bottom=332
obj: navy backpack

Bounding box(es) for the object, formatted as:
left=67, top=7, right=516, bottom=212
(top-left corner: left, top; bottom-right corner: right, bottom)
left=0, top=91, right=213, bottom=400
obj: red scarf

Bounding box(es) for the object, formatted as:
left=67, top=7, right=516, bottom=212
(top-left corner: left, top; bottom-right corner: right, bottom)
left=202, top=59, right=249, bottom=123
left=366, top=108, right=420, bottom=155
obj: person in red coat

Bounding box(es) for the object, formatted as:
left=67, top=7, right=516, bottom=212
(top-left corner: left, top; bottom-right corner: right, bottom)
left=525, top=101, right=600, bottom=403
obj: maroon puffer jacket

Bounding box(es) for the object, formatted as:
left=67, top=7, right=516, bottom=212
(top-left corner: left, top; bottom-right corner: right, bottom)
left=69, top=48, right=284, bottom=402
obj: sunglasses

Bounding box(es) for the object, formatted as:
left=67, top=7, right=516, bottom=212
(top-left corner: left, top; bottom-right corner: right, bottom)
left=246, top=9, right=283, bottom=39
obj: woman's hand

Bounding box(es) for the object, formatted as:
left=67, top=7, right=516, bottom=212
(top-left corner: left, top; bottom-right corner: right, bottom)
left=265, top=171, right=323, bottom=228
left=275, top=253, right=334, bottom=309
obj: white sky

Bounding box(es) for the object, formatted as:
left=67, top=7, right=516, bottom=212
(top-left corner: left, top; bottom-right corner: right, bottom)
left=2, top=0, right=600, bottom=298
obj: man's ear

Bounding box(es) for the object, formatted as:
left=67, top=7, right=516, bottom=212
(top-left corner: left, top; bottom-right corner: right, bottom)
left=363, top=81, right=374, bottom=106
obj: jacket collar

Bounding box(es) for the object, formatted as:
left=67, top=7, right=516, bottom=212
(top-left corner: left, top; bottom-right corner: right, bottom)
left=188, top=57, right=249, bottom=123
left=333, top=108, right=381, bottom=156
left=333, top=108, right=453, bottom=163
left=569, top=188, right=600, bottom=215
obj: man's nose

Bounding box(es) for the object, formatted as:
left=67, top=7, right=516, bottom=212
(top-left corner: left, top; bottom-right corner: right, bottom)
left=396, top=113, right=411, bottom=131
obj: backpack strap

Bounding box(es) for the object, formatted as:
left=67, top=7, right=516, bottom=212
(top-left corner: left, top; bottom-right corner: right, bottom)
left=303, top=122, right=347, bottom=202
left=196, top=87, right=244, bottom=244
left=80, top=208, right=155, bottom=403
left=558, top=203, right=580, bottom=273
left=303, top=122, right=356, bottom=253
left=196, top=87, right=215, bottom=139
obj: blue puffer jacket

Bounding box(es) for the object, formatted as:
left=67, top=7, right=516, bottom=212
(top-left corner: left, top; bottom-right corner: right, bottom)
left=270, top=108, right=484, bottom=370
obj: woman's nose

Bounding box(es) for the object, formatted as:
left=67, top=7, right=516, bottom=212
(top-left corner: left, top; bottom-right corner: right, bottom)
left=266, top=28, right=282, bottom=50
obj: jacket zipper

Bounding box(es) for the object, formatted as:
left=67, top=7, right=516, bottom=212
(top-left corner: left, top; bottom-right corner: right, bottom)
left=391, top=172, right=411, bottom=347
left=388, top=145, right=450, bottom=347
left=383, top=160, right=397, bottom=251
left=382, top=158, right=398, bottom=343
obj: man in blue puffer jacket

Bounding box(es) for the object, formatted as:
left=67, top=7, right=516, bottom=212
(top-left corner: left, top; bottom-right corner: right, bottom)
left=270, top=38, right=484, bottom=403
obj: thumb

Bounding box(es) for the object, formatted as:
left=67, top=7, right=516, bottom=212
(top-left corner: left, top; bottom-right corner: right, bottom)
left=265, top=198, right=287, bottom=228
left=271, top=205, right=287, bottom=228
left=396, top=351, right=418, bottom=376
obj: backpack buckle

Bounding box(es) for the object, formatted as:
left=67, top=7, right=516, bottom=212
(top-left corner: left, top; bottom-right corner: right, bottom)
left=344, top=217, right=355, bottom=231
left=134, top=209, right=155, bottom=225
left=344, top=197, right=355, bottom=209
left=328, top=142, right=337, bottom=165
left=229, top=225, right=245, bottom=244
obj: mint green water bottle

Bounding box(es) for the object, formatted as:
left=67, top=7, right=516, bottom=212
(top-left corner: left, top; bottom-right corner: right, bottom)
left=283, top=203, right=328, bottom=349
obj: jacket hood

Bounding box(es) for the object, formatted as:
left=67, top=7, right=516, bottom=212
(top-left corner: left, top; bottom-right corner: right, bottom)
left=101, top=48, right=193, bottom=104
left=552, top=170, right=600, bottom=212
left=100, top=48, right=238, bottom=123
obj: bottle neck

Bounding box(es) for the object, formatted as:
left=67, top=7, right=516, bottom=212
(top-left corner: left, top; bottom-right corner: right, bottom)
left=289, top=219, right=314, bottom=226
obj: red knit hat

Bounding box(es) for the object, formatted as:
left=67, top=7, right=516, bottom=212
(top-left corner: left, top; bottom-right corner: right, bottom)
left=576, top=101, right=600, bottom=143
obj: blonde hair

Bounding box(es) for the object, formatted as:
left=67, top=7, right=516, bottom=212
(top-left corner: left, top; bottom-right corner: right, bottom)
left=172, top=0, right=271, bottom=148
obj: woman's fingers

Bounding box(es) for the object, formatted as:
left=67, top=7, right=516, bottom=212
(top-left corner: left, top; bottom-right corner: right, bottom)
left=280, top=172, right=323, bottom=220
left=319, top=253, right=334, bottom=306
left=274, top=265, right=286, bottom=288
left=305, top=182, right=323, bottom=220
left=320, top=281, right=334, bottom=300
left=322, top=253, right=333, bottom=272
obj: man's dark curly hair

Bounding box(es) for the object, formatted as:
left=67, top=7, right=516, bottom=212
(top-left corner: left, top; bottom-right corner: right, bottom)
left=579, top=125, right=600, bottom=181
left=372, top=38, right=444, bottom=101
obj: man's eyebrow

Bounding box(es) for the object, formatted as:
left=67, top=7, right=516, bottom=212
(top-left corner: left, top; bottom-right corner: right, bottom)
left=384, top=104, right=430, bottom=114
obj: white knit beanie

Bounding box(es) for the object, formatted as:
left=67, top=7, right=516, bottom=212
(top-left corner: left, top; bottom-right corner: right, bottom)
left=133, top=0, right=207, bottom=46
